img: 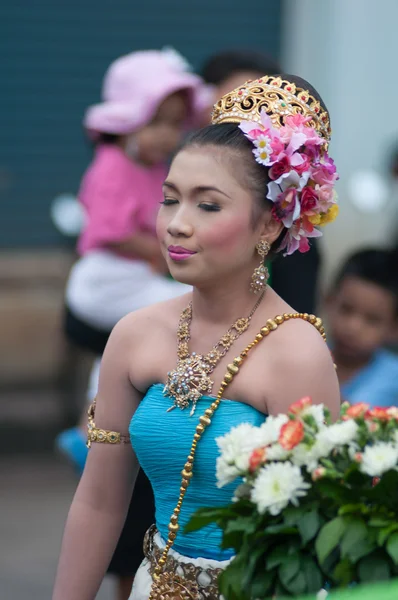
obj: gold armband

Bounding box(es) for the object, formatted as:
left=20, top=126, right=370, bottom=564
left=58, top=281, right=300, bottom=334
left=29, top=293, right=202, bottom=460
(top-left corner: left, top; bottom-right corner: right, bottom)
left=86, top=399, right=130, bottom=449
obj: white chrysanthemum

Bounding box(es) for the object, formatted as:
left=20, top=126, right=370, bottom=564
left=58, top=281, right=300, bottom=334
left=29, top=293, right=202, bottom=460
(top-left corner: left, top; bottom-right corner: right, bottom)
left=266, top=443, right=289, bottom=462
left=251, top=462, right=310, bottom=516
left=256, top=414, right=289, bottom=446
left=302, top=404, right=326, bottom=429
left=317, top=419, right=358, bottom=448
left=360, top=443, right=398, bottom=477
left=215, top=423, right=263, bottom=487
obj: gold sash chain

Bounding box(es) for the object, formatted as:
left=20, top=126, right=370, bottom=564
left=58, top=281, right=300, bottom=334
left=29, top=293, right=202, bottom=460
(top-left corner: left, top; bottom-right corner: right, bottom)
left=148, top=312, right=326, bottom=599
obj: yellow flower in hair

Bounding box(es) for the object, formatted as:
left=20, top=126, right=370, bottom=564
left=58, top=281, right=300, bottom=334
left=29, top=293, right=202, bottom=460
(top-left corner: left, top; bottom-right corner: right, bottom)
left=320, top=204, right=339, bottom=226
left=308, top=214, right=321, bottom=226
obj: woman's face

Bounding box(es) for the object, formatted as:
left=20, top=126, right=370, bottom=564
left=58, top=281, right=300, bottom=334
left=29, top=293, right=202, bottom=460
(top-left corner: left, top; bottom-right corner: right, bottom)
left=156, top=146, right=279, bottom=288
left=134, top=91, right=189, bottom=165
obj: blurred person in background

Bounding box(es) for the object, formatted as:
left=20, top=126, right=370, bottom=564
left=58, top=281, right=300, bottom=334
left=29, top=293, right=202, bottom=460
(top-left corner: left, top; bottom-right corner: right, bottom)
left=56, top=49, right=203, bottom=600
left=326, top=248, right=398, bottom=407
left=198, top=49, right=322, bottom=314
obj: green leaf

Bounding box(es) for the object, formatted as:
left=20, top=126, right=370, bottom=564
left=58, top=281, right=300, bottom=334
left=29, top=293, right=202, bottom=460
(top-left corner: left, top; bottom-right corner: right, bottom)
left=340, top=518, right=368, bottom=561
left=298, top=509, right=321, bottom=545
left=333, top=558, right=355, bottom=586
left=378, top=524, right=398, bottom=546
left=184, top=506, right=236, bottom=533
left=315, top=516, right=346, bottom=565
left=284, top=505, right=307, bottom=526
left=339, top=503, right=369, bottom=516
left=358, top=554, right=391, bottom=582
left=387, top=533, right=398, bottom=565
left=300, top=555, right=323, bottom=593
left=265, top=524, right=298, bottom=535
left=266, top=544, right=290, bottom=570
left=278, top=554, right=300, bottom=586
left=278, top=554, right=308, bottom=594
left=249, top=571, right=275, bottom=598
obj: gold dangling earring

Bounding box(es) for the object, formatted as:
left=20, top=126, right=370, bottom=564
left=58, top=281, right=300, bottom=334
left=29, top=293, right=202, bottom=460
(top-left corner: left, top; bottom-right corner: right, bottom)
left=250, top=240, right=271, bottom=294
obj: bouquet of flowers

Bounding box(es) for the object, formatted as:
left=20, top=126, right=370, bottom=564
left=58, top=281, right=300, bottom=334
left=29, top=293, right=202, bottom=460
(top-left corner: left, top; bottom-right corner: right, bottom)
left=186, top=399, right=398, bottom=599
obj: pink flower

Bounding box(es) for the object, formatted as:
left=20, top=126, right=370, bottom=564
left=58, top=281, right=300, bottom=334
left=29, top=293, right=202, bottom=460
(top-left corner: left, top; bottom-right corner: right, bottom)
left=294, top=154, right=311, bottom=175
left=300, top=186, right=319, bottom=214
left=312, top=155, right=338, bottom=185
left=279, top=217, right=322, bottom=256
left=312, top=466, right=326, bottom=481
left=270, top=137, right=285, bottom=158
left=280, top=114, right=323, bottom=147
left=271, top=189, right=301, bottom=228
left=269, top=156, right=291, bottom=180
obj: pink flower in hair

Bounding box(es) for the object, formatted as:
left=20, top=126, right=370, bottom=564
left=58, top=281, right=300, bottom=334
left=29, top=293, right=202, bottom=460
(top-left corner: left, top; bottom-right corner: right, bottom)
left=280, top=216, right=322, bottom=256
left=271, top=189, right=301, bottom=228
left=316, top=184, right=336, bottom=211
left=312, top=155, right=338, bottom=185
left=280, top=114, right=323, bottom=147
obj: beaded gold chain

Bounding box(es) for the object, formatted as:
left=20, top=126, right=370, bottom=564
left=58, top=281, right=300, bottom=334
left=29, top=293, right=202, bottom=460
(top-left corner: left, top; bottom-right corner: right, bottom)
left=149, top=312, right=326, bottom=600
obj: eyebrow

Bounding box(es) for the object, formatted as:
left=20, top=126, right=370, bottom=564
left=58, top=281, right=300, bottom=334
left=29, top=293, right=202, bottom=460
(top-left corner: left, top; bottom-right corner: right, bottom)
left=163, top=181, right=232, bottom=199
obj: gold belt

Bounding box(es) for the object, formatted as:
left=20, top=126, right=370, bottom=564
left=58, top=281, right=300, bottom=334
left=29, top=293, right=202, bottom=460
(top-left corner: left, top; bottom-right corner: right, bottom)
left=143, top=525, right=223, bottom=600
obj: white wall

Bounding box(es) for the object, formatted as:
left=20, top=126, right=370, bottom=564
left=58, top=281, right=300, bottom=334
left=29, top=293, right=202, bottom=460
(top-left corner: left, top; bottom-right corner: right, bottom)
left=282, top=0, right=398, bottom=282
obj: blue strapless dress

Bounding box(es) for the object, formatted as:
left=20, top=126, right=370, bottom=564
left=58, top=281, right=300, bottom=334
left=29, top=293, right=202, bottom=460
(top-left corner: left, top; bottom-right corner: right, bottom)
left=129, top=383, right=266, bottom=560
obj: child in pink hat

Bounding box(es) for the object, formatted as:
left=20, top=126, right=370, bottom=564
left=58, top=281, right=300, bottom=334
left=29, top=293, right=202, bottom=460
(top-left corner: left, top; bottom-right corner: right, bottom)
left=58, top=48, right=203, bottom=600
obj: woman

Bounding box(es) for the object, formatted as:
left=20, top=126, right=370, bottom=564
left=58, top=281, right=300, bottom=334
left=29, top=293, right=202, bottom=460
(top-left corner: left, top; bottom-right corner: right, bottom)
left=53, top=74, right=340, bottom=600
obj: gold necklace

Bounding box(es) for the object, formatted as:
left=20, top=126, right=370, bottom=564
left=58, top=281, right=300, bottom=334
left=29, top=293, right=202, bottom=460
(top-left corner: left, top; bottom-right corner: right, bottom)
left=163, top=292, right=265, bottom=415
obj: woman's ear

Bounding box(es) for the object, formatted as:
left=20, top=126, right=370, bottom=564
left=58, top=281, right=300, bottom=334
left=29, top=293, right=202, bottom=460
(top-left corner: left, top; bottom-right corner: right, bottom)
left=258, top=210, right=284, bottom=246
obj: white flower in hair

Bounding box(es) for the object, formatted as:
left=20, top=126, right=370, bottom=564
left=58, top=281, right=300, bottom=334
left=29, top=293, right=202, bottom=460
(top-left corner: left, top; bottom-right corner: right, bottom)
left=360, top=442, right=398, bottom=477
left=267, top=169, right=310, bottom=204
left=251, top=462, right=310, bottom=516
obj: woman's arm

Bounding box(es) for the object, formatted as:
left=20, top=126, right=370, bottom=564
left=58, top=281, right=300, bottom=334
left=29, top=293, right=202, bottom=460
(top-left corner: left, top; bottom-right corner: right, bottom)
left=53, top=317, right=142, bottom=600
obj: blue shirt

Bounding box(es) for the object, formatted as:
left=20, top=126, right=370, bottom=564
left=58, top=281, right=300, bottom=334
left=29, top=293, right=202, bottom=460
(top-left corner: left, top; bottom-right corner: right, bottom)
left=341, top=350, right=398, bottom=407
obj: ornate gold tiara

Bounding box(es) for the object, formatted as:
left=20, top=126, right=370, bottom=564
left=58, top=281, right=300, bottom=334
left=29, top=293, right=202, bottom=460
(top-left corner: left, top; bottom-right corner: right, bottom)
left=211, top=75, right=331, bottom=147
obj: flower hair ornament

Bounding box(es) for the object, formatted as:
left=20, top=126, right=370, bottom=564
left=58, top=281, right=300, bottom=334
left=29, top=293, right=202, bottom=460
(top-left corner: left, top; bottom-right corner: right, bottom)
left=212, top=76, right=339, bottom=255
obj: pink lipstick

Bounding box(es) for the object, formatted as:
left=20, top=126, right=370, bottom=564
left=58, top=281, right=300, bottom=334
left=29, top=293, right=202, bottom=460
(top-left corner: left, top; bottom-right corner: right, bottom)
left=168, top=245, right=196, bottom=262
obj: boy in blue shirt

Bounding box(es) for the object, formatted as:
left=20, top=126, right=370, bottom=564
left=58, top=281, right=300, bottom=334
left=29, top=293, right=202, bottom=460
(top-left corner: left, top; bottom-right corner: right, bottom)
left=327, top=248, right=398, bottom=407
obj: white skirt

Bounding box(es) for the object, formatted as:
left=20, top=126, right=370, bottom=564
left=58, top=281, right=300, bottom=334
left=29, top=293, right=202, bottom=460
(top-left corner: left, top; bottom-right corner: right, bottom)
left=65, top=250, right=190, bottom=331
left=129, top=532, right=231, bottom=600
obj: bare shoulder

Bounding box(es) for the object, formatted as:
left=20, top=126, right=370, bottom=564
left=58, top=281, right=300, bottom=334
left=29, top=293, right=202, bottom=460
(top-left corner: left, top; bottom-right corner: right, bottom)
left=263, top=316, right=340, bottom=420
left=114, top=292, right=192, bottom=341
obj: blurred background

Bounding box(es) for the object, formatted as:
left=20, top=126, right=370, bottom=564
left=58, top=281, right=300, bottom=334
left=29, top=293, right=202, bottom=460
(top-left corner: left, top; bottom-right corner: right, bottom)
left=1, top=0, right=397, bottom=598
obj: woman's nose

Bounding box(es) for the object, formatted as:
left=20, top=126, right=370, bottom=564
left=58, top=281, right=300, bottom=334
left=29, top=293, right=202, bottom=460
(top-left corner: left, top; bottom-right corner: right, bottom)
left=167, top=207, right=193, bottom=238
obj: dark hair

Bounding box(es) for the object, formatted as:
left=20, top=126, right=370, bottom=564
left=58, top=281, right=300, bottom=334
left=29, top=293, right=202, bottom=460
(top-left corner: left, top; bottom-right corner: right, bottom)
left=178, top=74, right=328, bottom=254
left=201, top=50, right=281, bottom=85
left=333, top=248, right=398, bottom=315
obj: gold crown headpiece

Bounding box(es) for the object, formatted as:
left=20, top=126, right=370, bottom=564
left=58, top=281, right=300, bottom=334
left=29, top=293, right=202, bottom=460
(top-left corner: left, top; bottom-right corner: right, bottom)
left=211, top=75, right=331, bottom=149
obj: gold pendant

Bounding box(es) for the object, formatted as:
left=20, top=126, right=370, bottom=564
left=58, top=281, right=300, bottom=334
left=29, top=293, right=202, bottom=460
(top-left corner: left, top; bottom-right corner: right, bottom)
left=164, top=353, right=213, bottom=416
left=149, top=572, right=199, bottom=599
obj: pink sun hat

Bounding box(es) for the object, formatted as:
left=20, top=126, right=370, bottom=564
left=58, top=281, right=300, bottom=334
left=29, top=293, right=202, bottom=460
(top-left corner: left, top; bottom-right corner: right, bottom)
left=84, top=48, right=204, bottom=137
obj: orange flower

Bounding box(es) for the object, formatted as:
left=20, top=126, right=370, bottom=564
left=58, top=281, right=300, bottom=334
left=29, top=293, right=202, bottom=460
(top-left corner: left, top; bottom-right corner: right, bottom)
left=345, top=403, right=370, bottom=419
left=249, top=447, right=266, bottom=472
left=279, top=420, right=304, bottom=450
left=288, top=396, right=312, bottom=416
left=366, top=407, right=391, bottom=421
